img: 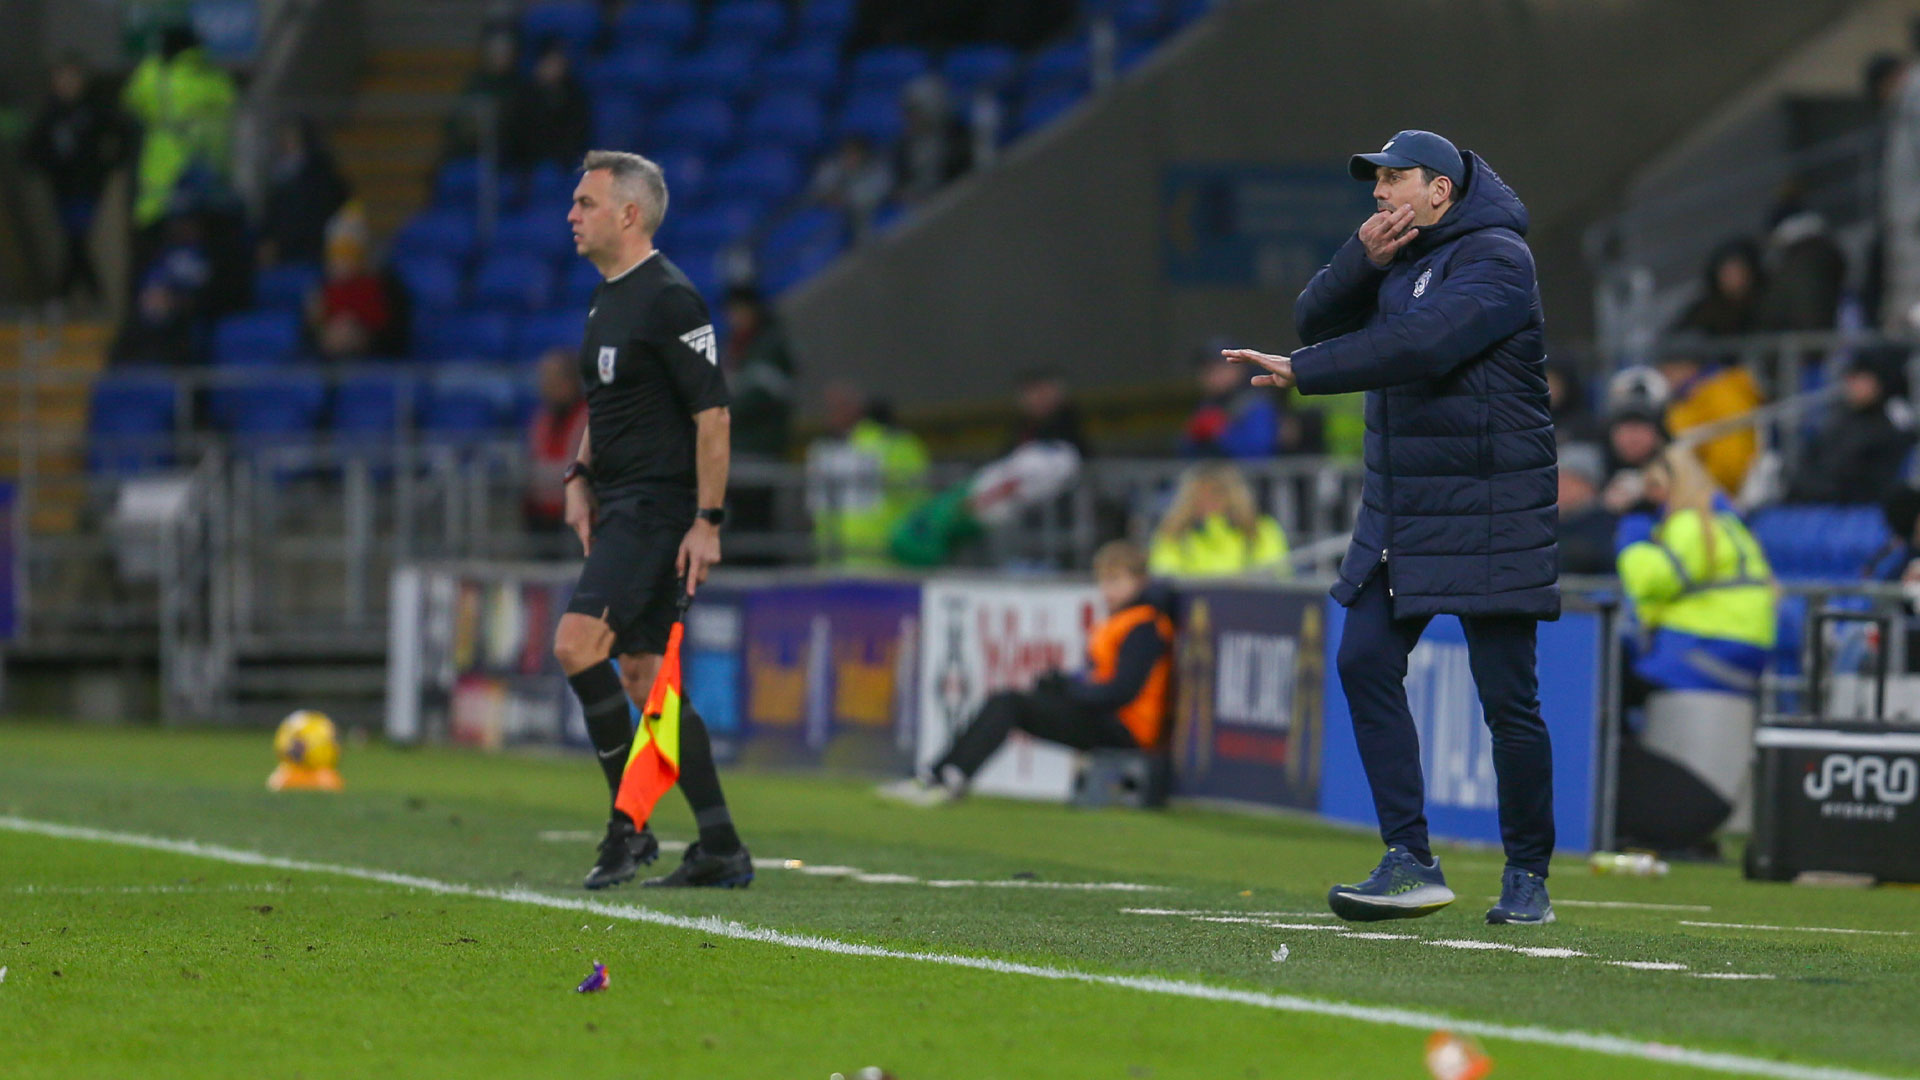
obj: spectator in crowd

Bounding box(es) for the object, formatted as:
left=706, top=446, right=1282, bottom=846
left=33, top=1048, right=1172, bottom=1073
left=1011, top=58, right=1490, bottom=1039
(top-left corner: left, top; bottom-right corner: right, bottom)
left=1869, top=487, right=1920, bottom=581
left=1600, top=402, right=1671, bottom=549
left=447, top=28, right=519, bottom=159
left=525, top=348, right=590, bottom=536
left=23, top=53, right=130, bottom=307
left=1615, top=445, right=1778, bottom=854
left=806, top=381, right=930, bottom=566
left=503, top=38, right=591, bottom=169
left=257, top=117, right=349, bottom=269
left=1148, top=462, right=1289, bottom=578
left=1181, top=344, right=1323, bottom=459
left=121, top=25, right=238, bottom=233
left=1861, top=52, right=1908, bottom=327
left=810, top=136, right=894, bottom=238
left=307, top=204, right=392, bottom=361
left=721, top=286, right=797, bottom=461
left=1546, top=362, right=1601, bottom=446
left=894, top=75, right=971, bottom=205
left=1673, top=239, right=1764, bottom=338
left=1656, top=350, right=1764, bottom=497
left=1555, top=442, right=1616, bottom=575
left=1787, top=350, right=1916, bottom=504
left=880, top=539, right=1173, bottom=806
left=1756, top=196, right=1846, bottom=337
left=112, top=212, right=213, bottom=367
left=1006, top=368, right=1087, bottom=456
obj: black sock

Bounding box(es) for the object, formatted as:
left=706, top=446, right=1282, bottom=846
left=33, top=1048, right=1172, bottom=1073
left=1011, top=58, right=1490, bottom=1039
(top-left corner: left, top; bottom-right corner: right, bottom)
left=1408, top=846, right=1435, bottom=866
left=568, top=662, right=633, bottom=812
left=677, top=704, right=741, bottom=854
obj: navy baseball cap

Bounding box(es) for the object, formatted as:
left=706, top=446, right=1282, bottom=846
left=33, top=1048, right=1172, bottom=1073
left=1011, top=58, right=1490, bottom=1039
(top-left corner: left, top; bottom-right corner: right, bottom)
left=1349, top=130, right=1464, bottom=185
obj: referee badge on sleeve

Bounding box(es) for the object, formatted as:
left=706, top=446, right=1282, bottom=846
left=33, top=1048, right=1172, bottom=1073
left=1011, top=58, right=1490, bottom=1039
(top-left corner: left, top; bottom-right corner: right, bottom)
left=597, top=346, right=618, bottom=384
left=680, top=324, right=717, bottom=364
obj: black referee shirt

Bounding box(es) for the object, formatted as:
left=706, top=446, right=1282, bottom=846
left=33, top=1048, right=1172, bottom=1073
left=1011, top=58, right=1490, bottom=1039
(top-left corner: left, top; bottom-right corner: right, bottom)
left=577, top=251, right=729, bottom=500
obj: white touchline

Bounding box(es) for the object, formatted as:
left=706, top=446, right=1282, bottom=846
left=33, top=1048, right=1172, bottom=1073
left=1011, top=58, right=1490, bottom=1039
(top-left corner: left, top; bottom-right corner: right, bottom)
left=1540, top=899, right=1713, bottom=913
left=1679, top=921, right=1913, bottom=937
left=0, top=816, right=1898, bottom=1080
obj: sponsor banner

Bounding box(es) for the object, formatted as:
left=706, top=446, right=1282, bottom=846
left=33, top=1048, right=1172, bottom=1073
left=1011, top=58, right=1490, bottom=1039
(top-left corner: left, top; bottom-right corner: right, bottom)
left=0, top=483, right=14, bottom=641
left=917, top=579, right=1101, bottom=801
left=739, top=581, right=921, bottom=770
left=1171, top=587, right=1324, bottom=810
left=1318, top=604, right=1600, bottom=853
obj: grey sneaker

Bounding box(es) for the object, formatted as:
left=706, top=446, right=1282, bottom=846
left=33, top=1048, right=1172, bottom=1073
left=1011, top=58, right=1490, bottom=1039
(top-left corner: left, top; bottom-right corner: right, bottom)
left=1327, top=845, right=1457, bottom=922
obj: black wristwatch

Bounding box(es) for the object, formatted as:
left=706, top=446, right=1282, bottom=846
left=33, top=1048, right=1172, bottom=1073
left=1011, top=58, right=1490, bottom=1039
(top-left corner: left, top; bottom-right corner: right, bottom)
left=562, top=460, right=592, bottom=486
left=696, top=507, right=728, bottom=527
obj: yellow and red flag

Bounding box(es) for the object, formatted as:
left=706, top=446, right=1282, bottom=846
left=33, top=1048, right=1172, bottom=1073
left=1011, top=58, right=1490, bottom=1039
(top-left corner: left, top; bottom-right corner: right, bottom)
left=614, top=621, right=684, bottom=826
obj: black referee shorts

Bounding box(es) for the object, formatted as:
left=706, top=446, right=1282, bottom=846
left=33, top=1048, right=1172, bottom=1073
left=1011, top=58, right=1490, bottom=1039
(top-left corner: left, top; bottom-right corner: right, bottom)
left=565, top=492, right=691, bottom=657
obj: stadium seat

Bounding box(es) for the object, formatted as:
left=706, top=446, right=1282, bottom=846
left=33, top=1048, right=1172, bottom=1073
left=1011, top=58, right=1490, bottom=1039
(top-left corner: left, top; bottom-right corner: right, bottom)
left=942, top=45, right=1019, bottom=99
left=758, top=207, right=845, bottom=294
left=471, top=253, right=557, bottom=312
left=212, top=310, right=303, bottom=366
left=520, top=1, right=601, bottom=61
left=615, top=0, right=696, bottom=52
left=560, top=258, right=607, bottom=308
left=671, top=244, right=728, bottom=299
left=1023, top=39, right=1092, bottom=96
left=795, top=0, right=854, bottom=43
left=1102, top=0, right=1171, bottom=41
left=837, top=89, right=906, bottom=144
left=712, top=147, right=803, bottom=203
left=848, top=46, right=929, bottom=94
left=392, top=254, right=465, bottom=312
left=208, top=372, right=328, bottom=448
left=434, top=157, right=483, bottom=208
left=413, top=310, right=515, bottom=361
left=523, top=161, right=577, bottom=211
left=517, top=310, right=583, bottom=358
left=743, top=91, right=827, bottom=154
left=590, top=96, right=646, bottom=151
left=581, top=48, right=671, bottom=100
left=392, top=207, right=479, bottom=262
left=760, top=43, right=841, bottom=97
left=670, top=46, right=761, bottom=100
left=1749, top=505, right=1892, bottom=580
left=1171, top=0, right=1215, bottom=27
left=87, top=374, right=180, bottom=473
left=872, top=201, right=912, bottom=234
left=1014, top=85, right=1084, bottom=138
left=652, top=95, right=739, bottom=152
left=331, top=372, right=416, bottom=438
left=670, top=201, right=762, bottom=249
left=706, top=0, right=788, bottom=48
left=652, top=147, right=712, bottom=206
left=420, top=366, right=518, bottom=437
left=491, top=209, right=574, bottom=261
left=253, top=262, right=322, bottom=312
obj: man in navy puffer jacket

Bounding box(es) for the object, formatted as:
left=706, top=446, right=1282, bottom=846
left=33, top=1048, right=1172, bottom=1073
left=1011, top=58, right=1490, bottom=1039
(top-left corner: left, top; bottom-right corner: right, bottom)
left=1226, top=130, right=1558, bottom=927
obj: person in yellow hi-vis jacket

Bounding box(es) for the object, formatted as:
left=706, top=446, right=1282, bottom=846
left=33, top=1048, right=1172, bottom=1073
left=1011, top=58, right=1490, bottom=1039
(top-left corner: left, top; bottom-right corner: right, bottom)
left=1148, top=462, right=1290, bottom=578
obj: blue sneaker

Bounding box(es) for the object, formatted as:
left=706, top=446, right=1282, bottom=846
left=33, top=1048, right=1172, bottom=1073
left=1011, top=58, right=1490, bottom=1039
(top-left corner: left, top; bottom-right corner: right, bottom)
left=1485, top=866, right=1555, bottom=925
left=1327, top=845, right=1456, bottom=922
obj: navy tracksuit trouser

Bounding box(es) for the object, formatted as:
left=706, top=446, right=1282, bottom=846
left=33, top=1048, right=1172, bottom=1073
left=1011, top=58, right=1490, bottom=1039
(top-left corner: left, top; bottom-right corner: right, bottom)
left=1334, top=576, right=1556, bottom=876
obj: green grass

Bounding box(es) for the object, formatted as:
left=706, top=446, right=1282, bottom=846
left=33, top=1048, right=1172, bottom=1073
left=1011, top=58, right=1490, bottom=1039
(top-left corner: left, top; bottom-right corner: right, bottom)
left=1, top=720, right=1916, bottom=1080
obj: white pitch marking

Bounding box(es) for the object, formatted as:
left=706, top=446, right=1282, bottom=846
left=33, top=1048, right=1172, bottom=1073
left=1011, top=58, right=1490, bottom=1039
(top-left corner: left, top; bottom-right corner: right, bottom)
left=1121, top=908, right=1337, bottom=919
left=923, top=880, right=1166, bottom=891
left=1429, top=939, right=1515, bottom=952
left=1, top=817, right=1885, bottom=1080
left=1692, top=973, right=1778, bottom=981
left=1338, top=932, right=1416, bottom=941
left=1545, top=899, right=1712, bottom=913
left=1191, top=916, right=1344, bottom=930
left=852, top=873, right=921, bottom=885
left=1679, top=921, right=1912, bottom=938
left=1515, top=947, right=1589, bottom=959
left=1608, top=961, right=1691, bottom=971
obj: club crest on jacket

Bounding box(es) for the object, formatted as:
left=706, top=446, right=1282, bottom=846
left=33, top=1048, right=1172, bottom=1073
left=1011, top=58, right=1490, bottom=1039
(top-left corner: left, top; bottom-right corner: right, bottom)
left=1413, top=268, right=1432, bottom=298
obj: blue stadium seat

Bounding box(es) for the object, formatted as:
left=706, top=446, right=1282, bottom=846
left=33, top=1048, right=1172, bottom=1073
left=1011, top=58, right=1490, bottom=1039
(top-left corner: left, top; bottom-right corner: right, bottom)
left=420, top=366, right=518, bottom=438
left=615, top=0, right=697, bottom=51
left=848, top=46, right=928, bottom=94
left=331, top=372, right=415, bottom=438
left=652, top=147, right=712, bottom=207
left=1101, top=0, right=1171, bottom=41
left=796, top=0, right=854, bottom=43
left=491, top=209, right=574, bottom=260
left=670, top=201, right=762, bottom=249
left=1171, top=0, right=1215, bottom=27
left=88, top=374, right=180, bottom=473
left=1117, top=39, right=1157, bottom=74
left=872, top=201, right=912, bottom=234
left=208, top=372, right=328, bottom=449
left=652, top=95, right=739, bottom=152
left=707, top=0, right=788, bottom=48
left=414, top=310, right=515, bottom=361
left=392, top=254, right=465, bottom=311
left=581, top=48, right=672, bottom=100
left=1014, top=85, right=1084, bottom=137
left=743, top=91, right=827, bottom=153
left=253, top=262, right=322, bottom=311
left=760, top=43, right=841, bottom=97
left=671, top=244, right=727, bottom=299
left=517, top=311, right=583, bottom=358
left=671, top=46, right=761, bottom=100
left=1750, top=505, right=1892, bottom=580
left=471, top=253, right=558, bottom=312
left=560, top=259, right=607, bottom=308
left=1023, top=39, right=1091, bottom=96
left=435, top=157, right=483, bottom=208
left=942, top=45, right=1018, bottom=98
left=758, top=207, right=845, bottom=294
left=212, top=310, right=303, bottom=366
left=837, top=89, right=906, bottom=144
left=520, top=1, right=601, bottom=60
left=523, top=161, right=577, bottom=210
left=393, top=207, right=479, bottom=262
left=591, top=96, right=646, bottom=150
left=712, top=147, right=803, bottom=203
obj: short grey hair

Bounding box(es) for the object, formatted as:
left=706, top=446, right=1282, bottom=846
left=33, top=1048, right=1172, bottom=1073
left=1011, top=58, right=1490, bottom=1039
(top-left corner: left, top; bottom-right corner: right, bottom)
left=580, top=149, right=669, bottom=233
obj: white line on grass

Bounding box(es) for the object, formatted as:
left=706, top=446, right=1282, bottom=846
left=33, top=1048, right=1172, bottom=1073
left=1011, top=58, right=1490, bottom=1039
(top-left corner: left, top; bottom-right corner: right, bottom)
left=1546, top=899, right=1713, bottom=912
left=1679, top=921, right=1913, bottom=937
left=0, top=816, right=1896, bottom=1080
left=1610, top=961, right=1692, bottom=971
left=1121, top=908, right=1338, bottom=919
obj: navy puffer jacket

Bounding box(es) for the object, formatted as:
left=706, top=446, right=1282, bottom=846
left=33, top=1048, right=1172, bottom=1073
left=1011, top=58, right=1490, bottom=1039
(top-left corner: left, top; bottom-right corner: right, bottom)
left=1290, top=152, right=1558, bottom=620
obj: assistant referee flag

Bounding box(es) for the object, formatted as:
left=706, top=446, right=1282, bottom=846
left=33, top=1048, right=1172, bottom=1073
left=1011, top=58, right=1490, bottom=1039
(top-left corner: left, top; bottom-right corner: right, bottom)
left=614, top=617, right=686, bottom=827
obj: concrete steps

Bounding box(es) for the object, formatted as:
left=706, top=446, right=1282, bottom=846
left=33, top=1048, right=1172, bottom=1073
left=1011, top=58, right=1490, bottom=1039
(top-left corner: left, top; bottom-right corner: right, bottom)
left=0, top=320, right=111, bottom=534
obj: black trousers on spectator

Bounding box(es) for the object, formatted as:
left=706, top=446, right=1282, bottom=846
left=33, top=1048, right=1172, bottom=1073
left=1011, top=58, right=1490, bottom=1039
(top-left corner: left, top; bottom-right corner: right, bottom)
left=935, top=688, right=1138, bottom=779
left=1334, top=576, right=1556, bottom=875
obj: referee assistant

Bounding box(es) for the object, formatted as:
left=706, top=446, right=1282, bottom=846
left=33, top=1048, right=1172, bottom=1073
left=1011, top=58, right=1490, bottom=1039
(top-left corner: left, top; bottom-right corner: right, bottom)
left=553, top=150, right=751, bottom=890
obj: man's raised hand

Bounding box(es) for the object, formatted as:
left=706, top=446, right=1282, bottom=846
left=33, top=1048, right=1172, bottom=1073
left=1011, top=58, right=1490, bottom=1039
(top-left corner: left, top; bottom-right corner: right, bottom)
left=1359, top=203, right=1418, bottom=268
left=1222, top=348, right=1295, bottom=390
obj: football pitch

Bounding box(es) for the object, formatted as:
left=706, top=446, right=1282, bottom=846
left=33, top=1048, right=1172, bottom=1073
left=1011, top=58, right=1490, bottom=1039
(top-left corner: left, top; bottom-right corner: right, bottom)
left=1, top=722, right=1916, bottom=1080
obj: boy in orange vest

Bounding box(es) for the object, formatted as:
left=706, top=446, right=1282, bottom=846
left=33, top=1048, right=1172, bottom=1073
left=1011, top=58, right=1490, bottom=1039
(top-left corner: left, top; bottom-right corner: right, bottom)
left=882, top=540, right=1175, bottom=806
